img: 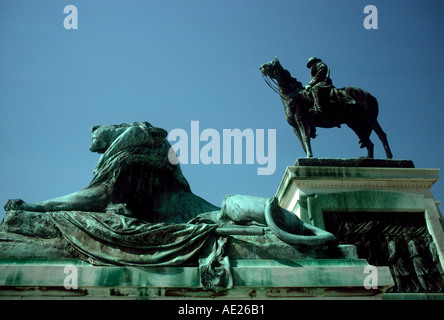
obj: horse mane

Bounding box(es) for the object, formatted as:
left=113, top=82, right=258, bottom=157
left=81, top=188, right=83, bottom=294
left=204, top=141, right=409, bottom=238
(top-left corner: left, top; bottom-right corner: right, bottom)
left=275, top=62, right=303, bottom=95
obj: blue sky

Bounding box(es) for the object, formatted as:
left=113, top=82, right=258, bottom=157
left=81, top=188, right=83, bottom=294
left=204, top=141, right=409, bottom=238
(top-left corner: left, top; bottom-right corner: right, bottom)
left=0, top=0, right=443, bottom=221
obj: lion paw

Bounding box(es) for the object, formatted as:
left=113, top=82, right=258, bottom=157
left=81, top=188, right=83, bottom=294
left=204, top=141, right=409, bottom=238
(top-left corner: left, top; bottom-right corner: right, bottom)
left=4, top=199, right=25, bottom=211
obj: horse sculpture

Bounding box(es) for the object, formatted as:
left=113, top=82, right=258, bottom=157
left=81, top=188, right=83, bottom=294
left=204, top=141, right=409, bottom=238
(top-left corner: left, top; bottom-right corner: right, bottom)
left=260, top=57, right=393, bottom=159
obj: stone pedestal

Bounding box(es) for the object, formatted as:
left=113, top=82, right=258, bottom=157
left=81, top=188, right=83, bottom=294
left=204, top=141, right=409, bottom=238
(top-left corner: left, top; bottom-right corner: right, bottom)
left=4, top=157, right=444, bottom=299
left=276, top=158, right=444, bottom=297
left=0, top=239, right=393, bottom=299
left=0, top=225, right=394, bottom=299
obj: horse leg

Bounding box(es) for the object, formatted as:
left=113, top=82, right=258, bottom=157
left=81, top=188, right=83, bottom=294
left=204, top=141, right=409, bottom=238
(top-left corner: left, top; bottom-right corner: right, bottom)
left=371, top=120, right=393, bottom=159
left=304, top=138, right=313, bottom=158
left=366, top=140, right=374, bottom=158
left=292, top=126, right=307, bottom=154
left=297, top=120, right=313, bottom=158
left=348, top=123, right=374, bottom=158
left=360, top=134, right=374, bottom=159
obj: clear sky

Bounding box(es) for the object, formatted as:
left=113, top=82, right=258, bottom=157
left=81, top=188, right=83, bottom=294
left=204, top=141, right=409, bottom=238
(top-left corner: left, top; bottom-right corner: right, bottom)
left=0, top=0, right=443, bottom=221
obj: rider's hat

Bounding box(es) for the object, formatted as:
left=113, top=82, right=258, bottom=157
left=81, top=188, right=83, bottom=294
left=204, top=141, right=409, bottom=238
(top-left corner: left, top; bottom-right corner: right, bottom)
left=307, top=57, right=322, bottom=68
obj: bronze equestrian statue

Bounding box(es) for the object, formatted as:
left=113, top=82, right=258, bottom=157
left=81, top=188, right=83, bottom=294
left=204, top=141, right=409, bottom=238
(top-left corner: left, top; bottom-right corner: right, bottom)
left=260, top=57, right=393, bottom=159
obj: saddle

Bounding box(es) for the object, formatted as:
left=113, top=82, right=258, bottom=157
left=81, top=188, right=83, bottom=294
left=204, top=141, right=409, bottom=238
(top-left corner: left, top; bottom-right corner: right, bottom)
left=307, top=84, right=356, bottom=106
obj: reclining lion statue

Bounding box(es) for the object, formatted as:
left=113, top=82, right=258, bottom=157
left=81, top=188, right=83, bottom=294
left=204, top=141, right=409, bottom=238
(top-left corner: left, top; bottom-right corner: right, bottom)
left=1, top=121, right=335, bottom=267
left=4, top=121, right=218, bottom=223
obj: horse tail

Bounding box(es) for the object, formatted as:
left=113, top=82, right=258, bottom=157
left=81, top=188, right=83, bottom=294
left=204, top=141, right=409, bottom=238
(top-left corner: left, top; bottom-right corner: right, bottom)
left=343, top=87, right=393, bottom=159
left=365, top=90, right=379, bottom=120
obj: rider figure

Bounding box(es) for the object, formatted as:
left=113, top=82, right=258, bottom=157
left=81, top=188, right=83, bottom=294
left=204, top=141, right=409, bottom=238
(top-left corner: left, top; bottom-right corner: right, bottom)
left=305, top=57, right=333, bottom=114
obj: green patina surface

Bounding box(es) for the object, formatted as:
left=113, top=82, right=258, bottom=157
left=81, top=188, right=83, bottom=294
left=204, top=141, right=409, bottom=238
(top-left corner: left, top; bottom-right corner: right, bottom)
left=1, top=162, right=442, bottom=299
left=0, top=257, right=392, bottom=294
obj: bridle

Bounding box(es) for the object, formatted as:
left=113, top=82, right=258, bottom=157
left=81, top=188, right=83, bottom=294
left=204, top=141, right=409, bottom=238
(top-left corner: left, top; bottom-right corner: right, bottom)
left=262, top=73, right=291, bottom=101
left=262, top=73, right=280, bottom=95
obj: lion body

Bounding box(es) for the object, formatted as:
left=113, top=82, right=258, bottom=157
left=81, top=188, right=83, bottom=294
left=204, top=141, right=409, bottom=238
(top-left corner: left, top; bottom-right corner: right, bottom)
left=4, top=122, right=219, bottom=223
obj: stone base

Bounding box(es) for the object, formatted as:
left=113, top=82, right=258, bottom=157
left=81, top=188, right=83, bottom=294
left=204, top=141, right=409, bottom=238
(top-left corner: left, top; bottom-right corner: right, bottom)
left=0, top=256, right=393, bottom=300
left=294, top=158, right=415, bottom=168
left=3, top=158, right=442, bottom=299
left=0, top=212, right=394, bottom=299
left=276, top=159, right=444, bottom=297
left=0, top=233, right=394, bottom=299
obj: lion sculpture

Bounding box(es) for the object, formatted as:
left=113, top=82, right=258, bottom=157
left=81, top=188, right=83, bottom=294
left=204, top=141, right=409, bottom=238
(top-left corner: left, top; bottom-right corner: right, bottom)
left=2, top=121, right=335, bottom=263
left=4, top=121, right=219, bottom=223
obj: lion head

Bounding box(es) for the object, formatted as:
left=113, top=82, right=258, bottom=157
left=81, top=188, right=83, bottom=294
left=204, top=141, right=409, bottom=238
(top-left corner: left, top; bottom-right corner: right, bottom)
left=88, top=121, right=182, bottom=187
left=89, top=123, right=129, bottom=153
left=89, top=122, right=168, bottom=154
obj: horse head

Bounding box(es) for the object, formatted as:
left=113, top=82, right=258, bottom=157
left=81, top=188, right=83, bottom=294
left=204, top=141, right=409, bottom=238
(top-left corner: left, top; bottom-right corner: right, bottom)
left=260, top=57, right=304, bottom=96
left=259, top=57, right=282, bottom=79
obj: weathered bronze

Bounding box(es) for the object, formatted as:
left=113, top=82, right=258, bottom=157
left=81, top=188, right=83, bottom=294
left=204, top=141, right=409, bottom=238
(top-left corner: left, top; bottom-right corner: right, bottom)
left=260, top=57, right=393, bottom=159
left=4, top=122, right=218, bottom=223
left=1, top=121, right=336, bottom=280
left=325, top=211, right=444, bottom=293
